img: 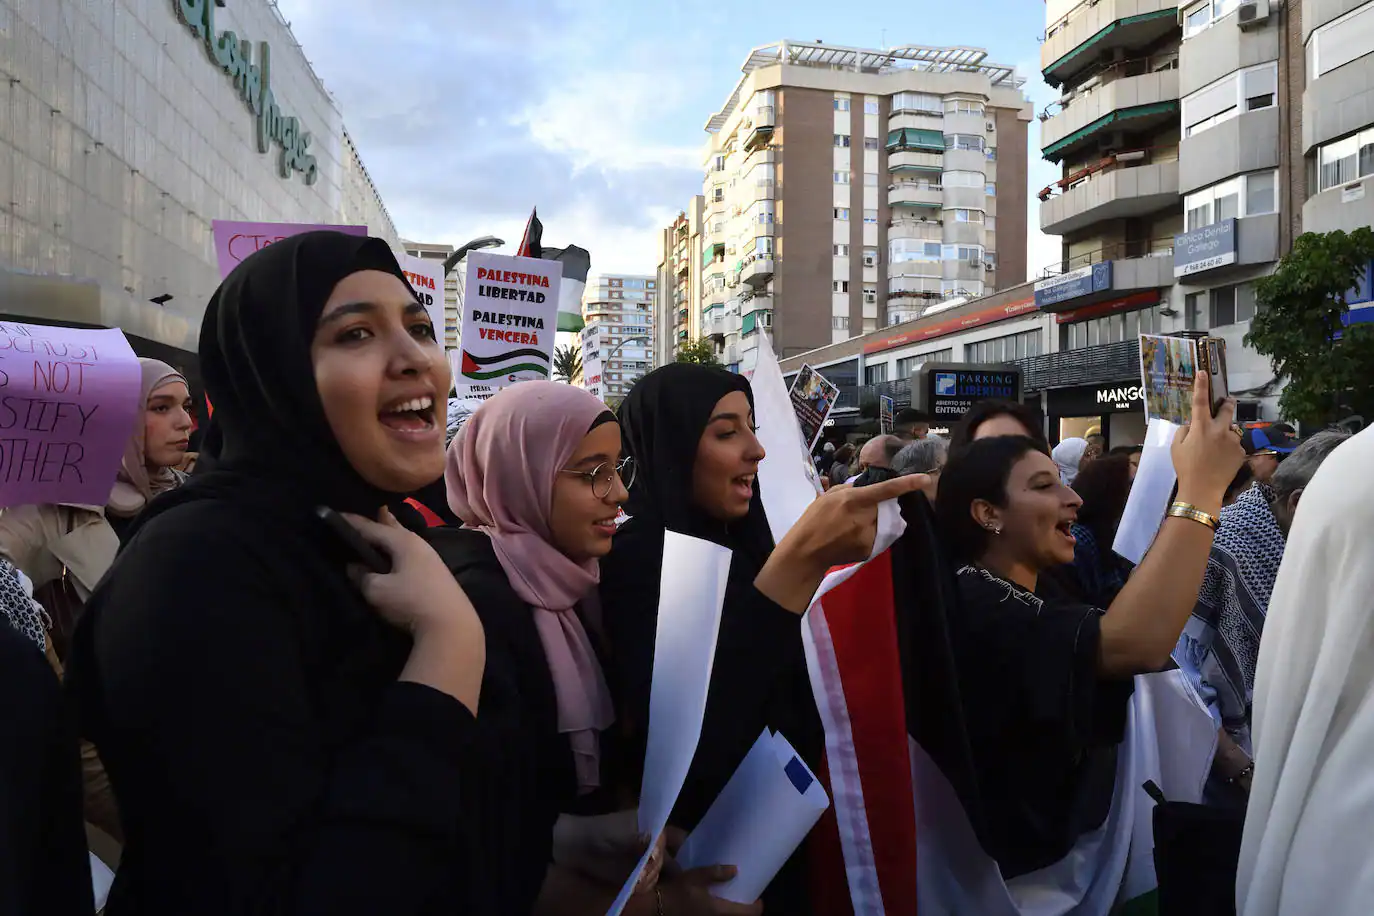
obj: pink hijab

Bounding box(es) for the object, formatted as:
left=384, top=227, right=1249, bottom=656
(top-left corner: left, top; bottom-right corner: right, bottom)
left=447, top=382, right=615, bottom=793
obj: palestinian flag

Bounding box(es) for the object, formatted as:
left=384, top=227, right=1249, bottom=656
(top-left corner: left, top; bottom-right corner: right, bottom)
left=514, top=208, right=588, bottom=333
left=541, top=244, right=590, bottom=333
left=459, top=347, right=551, bottom=382
left=801, top=497, right=1218, bottom=914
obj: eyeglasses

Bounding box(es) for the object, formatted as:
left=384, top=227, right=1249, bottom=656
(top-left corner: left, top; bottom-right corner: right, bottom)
left=559, top=457, right=636, bottom=499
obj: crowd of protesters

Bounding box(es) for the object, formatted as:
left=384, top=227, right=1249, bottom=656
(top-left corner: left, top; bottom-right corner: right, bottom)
left=0, top=230, right=1367, bottom=916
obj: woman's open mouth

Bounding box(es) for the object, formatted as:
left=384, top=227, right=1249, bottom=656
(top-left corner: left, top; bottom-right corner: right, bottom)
left=732, top=473, right=756, bottom=501
left=1055, top=520, right=1076, bottom=545
left=379, top=395, right=438, bottom=439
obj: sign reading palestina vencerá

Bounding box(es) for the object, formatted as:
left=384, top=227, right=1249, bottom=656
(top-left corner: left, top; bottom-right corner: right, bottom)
left=173, top=0, right=319, bottom=186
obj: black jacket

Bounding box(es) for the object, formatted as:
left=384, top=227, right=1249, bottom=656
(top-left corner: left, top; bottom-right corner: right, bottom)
left=66, top=480, right=486, bottom=915
left=0, top=623, right=93, bottom=916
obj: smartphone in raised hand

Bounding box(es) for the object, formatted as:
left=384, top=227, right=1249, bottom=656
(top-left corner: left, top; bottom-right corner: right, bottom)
left=1200, top=337, right=1230, bottom=417
left=316, top=506, right=392, bottom=575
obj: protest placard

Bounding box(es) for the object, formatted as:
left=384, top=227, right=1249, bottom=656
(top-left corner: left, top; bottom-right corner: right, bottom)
left=788, top=365, right=839, bottom=452
left=212, top=220, right=367, bottom=278
left=0, top=322, right=141, bottom=508
left=399, top=254, right=445, bottom=337
left=880, top=395, right=894, bottom=434
left=456, top=251, right=560, bottom=399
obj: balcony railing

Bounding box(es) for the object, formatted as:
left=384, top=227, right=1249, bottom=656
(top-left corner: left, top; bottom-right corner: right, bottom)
left=855, top=379, right=915, bottom=410
left=1038, top=54, right=1180, bottom=121
left=1037, top=146, right=1178, bottom=202
left=1016, top=340, right=1142, bottom=393
left=1036, top=238, right=1175, bottom=281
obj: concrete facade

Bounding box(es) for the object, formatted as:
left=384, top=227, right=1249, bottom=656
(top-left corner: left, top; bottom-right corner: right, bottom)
left=0, top=0, right=399, bottom=356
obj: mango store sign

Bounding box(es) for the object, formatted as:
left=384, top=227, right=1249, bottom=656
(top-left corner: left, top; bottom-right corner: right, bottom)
left=0, top=323, right=141, bottom=508
left=456, top=251, right=561, bottom=398
left=173, top=0, right=319, bottom=184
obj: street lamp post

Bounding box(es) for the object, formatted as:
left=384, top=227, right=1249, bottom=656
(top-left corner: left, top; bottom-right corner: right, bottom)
left=442, top=235, right=505, bottom=277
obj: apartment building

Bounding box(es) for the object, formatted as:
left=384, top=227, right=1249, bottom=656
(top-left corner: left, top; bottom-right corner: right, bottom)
left=687, top=40, right=1033, bottom=375
left=580, top=273, right=656, bottom=404
left=403, top=240, right=461, bottom=349
left=654, top=198, right=706, bottom=367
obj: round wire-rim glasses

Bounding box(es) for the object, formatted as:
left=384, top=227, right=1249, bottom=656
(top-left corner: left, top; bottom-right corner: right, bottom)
left=559, top=456, right=636, bottom=499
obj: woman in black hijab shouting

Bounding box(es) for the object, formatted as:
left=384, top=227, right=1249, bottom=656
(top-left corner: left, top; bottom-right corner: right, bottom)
left=600, top=363, right=922, bottom=911
left=65, top=232, right=489, bottom=915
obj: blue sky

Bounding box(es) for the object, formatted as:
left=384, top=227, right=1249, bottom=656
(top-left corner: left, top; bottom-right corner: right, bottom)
left=276, top=0, right=1061, bottom=280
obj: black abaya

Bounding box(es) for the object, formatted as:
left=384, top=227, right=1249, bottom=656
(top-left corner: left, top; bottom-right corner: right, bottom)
left=65, top=233, right=491, bottom=915
left=600, top=364, right=821, bottom=912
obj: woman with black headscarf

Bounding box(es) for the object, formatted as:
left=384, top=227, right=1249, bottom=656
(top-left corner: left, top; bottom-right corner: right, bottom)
left=64, top=232, right=490, bottom=914
left=600, top=363, right=920, bottom=911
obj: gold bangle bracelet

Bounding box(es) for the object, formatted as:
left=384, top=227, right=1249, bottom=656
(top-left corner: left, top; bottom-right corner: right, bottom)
left=1167, top=502, right=1219, bottom=531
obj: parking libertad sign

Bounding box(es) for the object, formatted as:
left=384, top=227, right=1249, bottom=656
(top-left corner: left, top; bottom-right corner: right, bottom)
left=173, top=0, right=319, bottom=185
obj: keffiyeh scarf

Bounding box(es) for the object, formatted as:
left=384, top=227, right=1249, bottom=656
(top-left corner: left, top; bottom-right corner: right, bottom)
left=0, top=556, right=47, bottom=650
left=1174, top=483, right=1285, bottom=750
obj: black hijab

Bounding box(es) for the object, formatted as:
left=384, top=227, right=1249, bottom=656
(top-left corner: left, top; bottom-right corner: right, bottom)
left=189, top=231, right=419, bottom=518
left=617, top=363, right=773, bottom=562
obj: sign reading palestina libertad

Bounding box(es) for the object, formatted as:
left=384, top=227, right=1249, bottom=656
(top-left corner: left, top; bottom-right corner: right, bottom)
left=457, top=251, right=561, bottom=399
left=172, top=0, right=319, bottom=184
left=0, top=323, right=142, bottom=508
left=399, top=254, right=446, bottom=340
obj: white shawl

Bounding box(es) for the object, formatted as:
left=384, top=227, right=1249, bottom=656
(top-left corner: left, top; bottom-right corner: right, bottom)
left=1238, top=425, right=1374, bottom=915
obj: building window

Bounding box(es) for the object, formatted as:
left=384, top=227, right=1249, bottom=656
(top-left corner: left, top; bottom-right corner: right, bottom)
left=1183, top=62, right=1277, bottom=137
left=863, top=209, right=879, bottom=224
left=1308, top=2, right=1374, bottom=79
left=834, top=244, right=850, bottom=256
left=890, top=239, right=943, bottom=263
left=834, top=208, right=850, bottom=220
left=864, top=99, right=880, bottom=114
left=986, top=147, right=998, bottom=161
left=834, top=97, right=851, bottom=111
left=832, top=315, right=850, bottom=330
left=943, top=99, right=986, bottom=116
left=943, top=170, right=985, bottom=188
left=834, top=171, right=851, bottom=184
left=1184, top=170, right=1278, bottom=230
left=865, top=363, right=888, bottom=385
left=947, top=208, right=985, bottom=223
left=863, top=285, right=878, bottom=304
left=1063, top=304, right=1167, bottom=349
left=1316, top=127, right=1374, bottom=192
left=965, top=330, right=1042, bottom=363
left=944, top=134, right=985, bottom=152
left=834, top=134, right=851, bottom=148
left=864, top=172, right=879, bottom=186
left=712, top=187, right=724, bottom=202
left=892, top=92, right=942, bottom=114
left=713, top=155, right=726, bottom=172
left=1202, top=283, right=1258, bottom=327
left=833, top=280, right=850, bottom=293
left=864, top=137, right=880, bottom=150
left=985, top=183, right=996, bottom=196
left=1183, top=0, right=1241, bottom=37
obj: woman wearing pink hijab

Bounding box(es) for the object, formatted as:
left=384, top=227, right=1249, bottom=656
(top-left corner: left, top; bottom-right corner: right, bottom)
left=430, top=381, right=746, bottom=915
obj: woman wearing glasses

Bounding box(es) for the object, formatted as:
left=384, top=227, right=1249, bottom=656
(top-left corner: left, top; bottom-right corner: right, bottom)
left=432, top=381, right=724, bottom=914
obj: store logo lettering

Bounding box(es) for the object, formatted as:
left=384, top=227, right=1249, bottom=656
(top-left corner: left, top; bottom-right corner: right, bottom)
left=173, top=0, right=319, bottom=185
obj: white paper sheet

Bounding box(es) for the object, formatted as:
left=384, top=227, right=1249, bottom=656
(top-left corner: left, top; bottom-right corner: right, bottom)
left=1113, top=418, right=1180, bottom=564
left=751, top=331, right=824, bottom=545
left=675, top=729, right=831, bottom=904
left=607, top=533, right=733, bottom=915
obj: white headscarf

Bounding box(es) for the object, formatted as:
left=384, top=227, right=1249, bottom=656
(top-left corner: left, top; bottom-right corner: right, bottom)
left=1237, top=426, right=1373, bottom=916
left=1051, top=437, right=1089, bottom=487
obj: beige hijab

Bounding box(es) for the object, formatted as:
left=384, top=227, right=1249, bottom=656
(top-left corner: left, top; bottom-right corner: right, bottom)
left=106, top=359, right=188, bottom=518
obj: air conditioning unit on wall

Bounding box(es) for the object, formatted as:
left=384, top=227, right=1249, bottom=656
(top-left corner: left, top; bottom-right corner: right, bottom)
left=1238, top=0, right=1271, bottom=29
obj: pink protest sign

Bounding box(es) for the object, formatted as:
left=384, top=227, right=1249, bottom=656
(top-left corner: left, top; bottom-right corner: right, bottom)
left=212, top=220, right=368, bottom=279
left=0, top=322, right=142, bottom=508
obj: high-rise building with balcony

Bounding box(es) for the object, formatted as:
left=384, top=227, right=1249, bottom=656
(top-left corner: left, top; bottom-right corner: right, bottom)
left=579, top=273, right=656, bottom=404
left=1031, top=0, right=1303, bottom=438
left=694, top=40, right=1033, bottom=375
left=655, top=199, right=706, bottom=366
left=403, top=240, right=461, bottom=349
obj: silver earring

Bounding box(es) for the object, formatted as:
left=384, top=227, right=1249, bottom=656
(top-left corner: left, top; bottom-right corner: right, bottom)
left=984, top=523, right=1001, bottom=535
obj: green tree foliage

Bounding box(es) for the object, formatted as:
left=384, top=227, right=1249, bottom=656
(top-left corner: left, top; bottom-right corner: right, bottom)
left=552, top=343, right=582, bottom=384
left=1248, top=228, right=1374, bottom=426
left=675, top=338, right=722, bottom=366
